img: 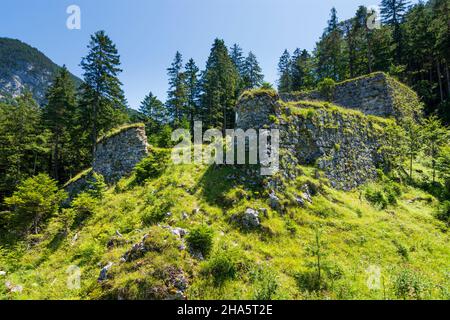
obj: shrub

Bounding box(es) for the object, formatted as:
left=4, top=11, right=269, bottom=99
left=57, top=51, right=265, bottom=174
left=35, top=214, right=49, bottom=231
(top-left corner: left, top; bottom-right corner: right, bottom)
left=158, top=125, right=174, bottom=148
left=86, top=172, right=107, bottom=199
left=435, top=201, right=450, bottom=226
left=365, top=186, right=389, bottom=209
left=384, top=182, right=402, bottom=205
left=285, top=219, right=298, bottom=236
left=252, top=267, right=278, bottom=300
left=186, top=225, right=214, bottom=258
left=134, top=148, right=170, bottom=184
left=317, top=78, right=336, bottom=101
left=394, top=268, right=429, bottom=300
left=142, top=206, right=169, bottom=225
left=71, top=193, right=97, bottom=222
left=205, top=251, right=237, bottom=286
left=260, top=82, right=274, bottom=90
left=393, top=240, right=409, bottom=261
left=294, top=270, right=321, bottom=292
left=4, top=174, right=66, bottom=234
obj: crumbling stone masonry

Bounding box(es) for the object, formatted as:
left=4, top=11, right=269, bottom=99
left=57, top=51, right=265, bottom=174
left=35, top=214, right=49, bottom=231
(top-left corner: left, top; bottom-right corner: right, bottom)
left=236, top=73, right=420, bottom=190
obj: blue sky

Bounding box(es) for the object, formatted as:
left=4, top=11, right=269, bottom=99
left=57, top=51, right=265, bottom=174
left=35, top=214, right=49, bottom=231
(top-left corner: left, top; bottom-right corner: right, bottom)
left=0, top=0, right=416, bottom=109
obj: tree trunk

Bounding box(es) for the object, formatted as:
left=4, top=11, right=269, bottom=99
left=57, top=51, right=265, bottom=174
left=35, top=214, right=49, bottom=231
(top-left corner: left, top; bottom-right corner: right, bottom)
left=437, top=59, right=444, bottom=102
left=410, top=154, right=413, bottom=182
left=366, top=30, right=373, bottom=73
left=445, top=61, right=450, bottom=98
left=92, top=95, right=99, bottom=156
left=52, top=135, right=59, bottom=181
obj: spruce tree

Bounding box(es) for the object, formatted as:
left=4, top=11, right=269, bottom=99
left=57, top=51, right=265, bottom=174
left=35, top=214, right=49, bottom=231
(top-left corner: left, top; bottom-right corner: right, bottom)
left=166, top=51, right=188, bottom=126
left=0, top=93, right=50, bottom=201
left=291, top=49, right=314, bottom=91
left=315, top=8, right=346, bottom=81
left=230, top=44, right=245, bottom=77
left=184, top=58, right=201, bottom=130
left=381, top=0, right=410, bottom=63
left=200, top=39, right=239, bottom=131
left=43, top=66, right=77, bottom=181
left=80, top=30, right=128, bottom=154
left=242, top=51, right=264, bottom=89
left=278, top=50, right=292, bottom=93
left=138, top=92, right=166, bottom=133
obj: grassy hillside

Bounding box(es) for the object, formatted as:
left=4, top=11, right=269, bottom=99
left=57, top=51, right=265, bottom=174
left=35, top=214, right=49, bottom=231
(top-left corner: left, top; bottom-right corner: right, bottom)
left=0, top=148, right=448, bottom=300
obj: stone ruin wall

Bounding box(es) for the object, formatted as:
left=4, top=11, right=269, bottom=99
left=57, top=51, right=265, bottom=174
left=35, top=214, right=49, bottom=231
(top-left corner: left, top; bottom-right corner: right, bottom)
left=64, top=125, right=149, bottom=198
left=235, top=73, right=421, bottom=190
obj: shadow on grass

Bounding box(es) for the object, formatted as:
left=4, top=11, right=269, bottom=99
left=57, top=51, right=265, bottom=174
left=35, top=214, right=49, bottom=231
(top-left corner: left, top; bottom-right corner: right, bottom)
left=194, top=164, right=265, bottom=207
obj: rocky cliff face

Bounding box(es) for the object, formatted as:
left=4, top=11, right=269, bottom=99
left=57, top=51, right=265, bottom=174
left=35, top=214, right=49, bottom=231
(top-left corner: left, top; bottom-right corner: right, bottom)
left=0, top=38, right=81, bottom=105
left=236, top=73, right=419, bottom=190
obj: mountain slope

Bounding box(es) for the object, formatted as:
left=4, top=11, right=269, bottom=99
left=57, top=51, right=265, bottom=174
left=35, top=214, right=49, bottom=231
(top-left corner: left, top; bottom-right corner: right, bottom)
left=0, top=38, right=82, bottom=105
left=0, top=154, right=448, bottom=300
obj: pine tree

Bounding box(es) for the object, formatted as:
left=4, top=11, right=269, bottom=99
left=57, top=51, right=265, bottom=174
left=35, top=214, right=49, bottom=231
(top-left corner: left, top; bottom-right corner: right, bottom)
left=315, top=8, right=346, bottom=81
left=242, top=51, right=264, bottom=89
left=381, top=0, right=411, bottom=63
left=423, top=115, right=448, bottom=183
left=291, top=49, right=315, bottom=91
left=230, top=44, right=245, bottom=77
left=80, top=30, right=128, bottom=154
left=200, top=39, right=239, bottom=131
left=166, top=51, right=188, bottom=126
left=403, top=119, right=423, bottom=181
left=43, top=66, right=77, bottom=181
left=0, top=93, right=50, bottom=201
left=278, top=50, right=292, bottom=92
left=138, top=92, right=166, bottom=133
left=184, top=58, right=201, bottom=130
left=327, top=7, right=339, bottom=33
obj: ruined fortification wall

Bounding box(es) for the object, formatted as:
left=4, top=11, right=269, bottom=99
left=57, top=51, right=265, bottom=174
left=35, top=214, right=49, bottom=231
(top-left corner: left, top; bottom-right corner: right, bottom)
left=64, top=124, right=149, bottom=197
left=280, top=72, right=421, bottom=120
left=279, top=102, right=391, bottom=190
left=235, top=75, right=415, bottom=189
left=93, top=124, right=148, bottom=184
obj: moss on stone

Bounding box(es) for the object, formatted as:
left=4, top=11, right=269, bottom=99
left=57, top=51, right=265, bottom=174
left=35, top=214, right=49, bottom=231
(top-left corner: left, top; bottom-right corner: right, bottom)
left=97, top=123, right=145, bottom=144
left=63, top=168, right=92, bottom=188
left=238, top=88, right=278, bottom=101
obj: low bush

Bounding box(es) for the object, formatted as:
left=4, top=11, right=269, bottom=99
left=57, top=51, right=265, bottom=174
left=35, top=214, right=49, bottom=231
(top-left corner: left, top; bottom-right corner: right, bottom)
left=317, top=78, right=336, bottom=101
left=186, top=225, right=214, bottom=258
left=365, top=182, right=401, bottom=209
left=142, top=206, right=169, bottom=225
left=435, top=200, right=450, bottom=226
left=134, top=148, right=170, bottom=184
left=3, top=174, right=66, bottom=234
left=365, top=187, right=388, bottom=209
left=394, top=268, right=430, bottom=300
left=85, top=172, right=107, bottom=199
left=71, top=193, right=97, bottom=223
left=204, top=251, right=237, bottom=286
left=252, top=267, right=278, bottom=300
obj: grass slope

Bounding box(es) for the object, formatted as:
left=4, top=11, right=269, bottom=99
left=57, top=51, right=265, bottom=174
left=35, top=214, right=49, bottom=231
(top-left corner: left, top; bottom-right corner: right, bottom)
left=0, top=153, right=449, bottom=300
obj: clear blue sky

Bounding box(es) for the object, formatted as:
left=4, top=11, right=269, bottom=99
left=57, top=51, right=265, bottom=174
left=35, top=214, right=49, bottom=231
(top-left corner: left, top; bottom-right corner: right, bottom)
left=0, top=0, right=416, bottom=109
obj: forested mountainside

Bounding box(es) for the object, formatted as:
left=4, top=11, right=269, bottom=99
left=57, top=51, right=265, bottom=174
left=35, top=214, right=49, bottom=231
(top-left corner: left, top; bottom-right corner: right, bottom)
left=0, top=38, right=82, bottom=105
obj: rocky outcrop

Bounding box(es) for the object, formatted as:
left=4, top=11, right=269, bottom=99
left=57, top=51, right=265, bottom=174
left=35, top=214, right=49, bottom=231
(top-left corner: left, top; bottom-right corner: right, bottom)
left=0, top=38, right=81, bottom=105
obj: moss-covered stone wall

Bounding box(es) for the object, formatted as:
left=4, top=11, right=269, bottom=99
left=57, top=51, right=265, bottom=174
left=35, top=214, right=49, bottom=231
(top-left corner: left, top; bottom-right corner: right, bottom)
left=280, top=72, right=422, bottom=121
